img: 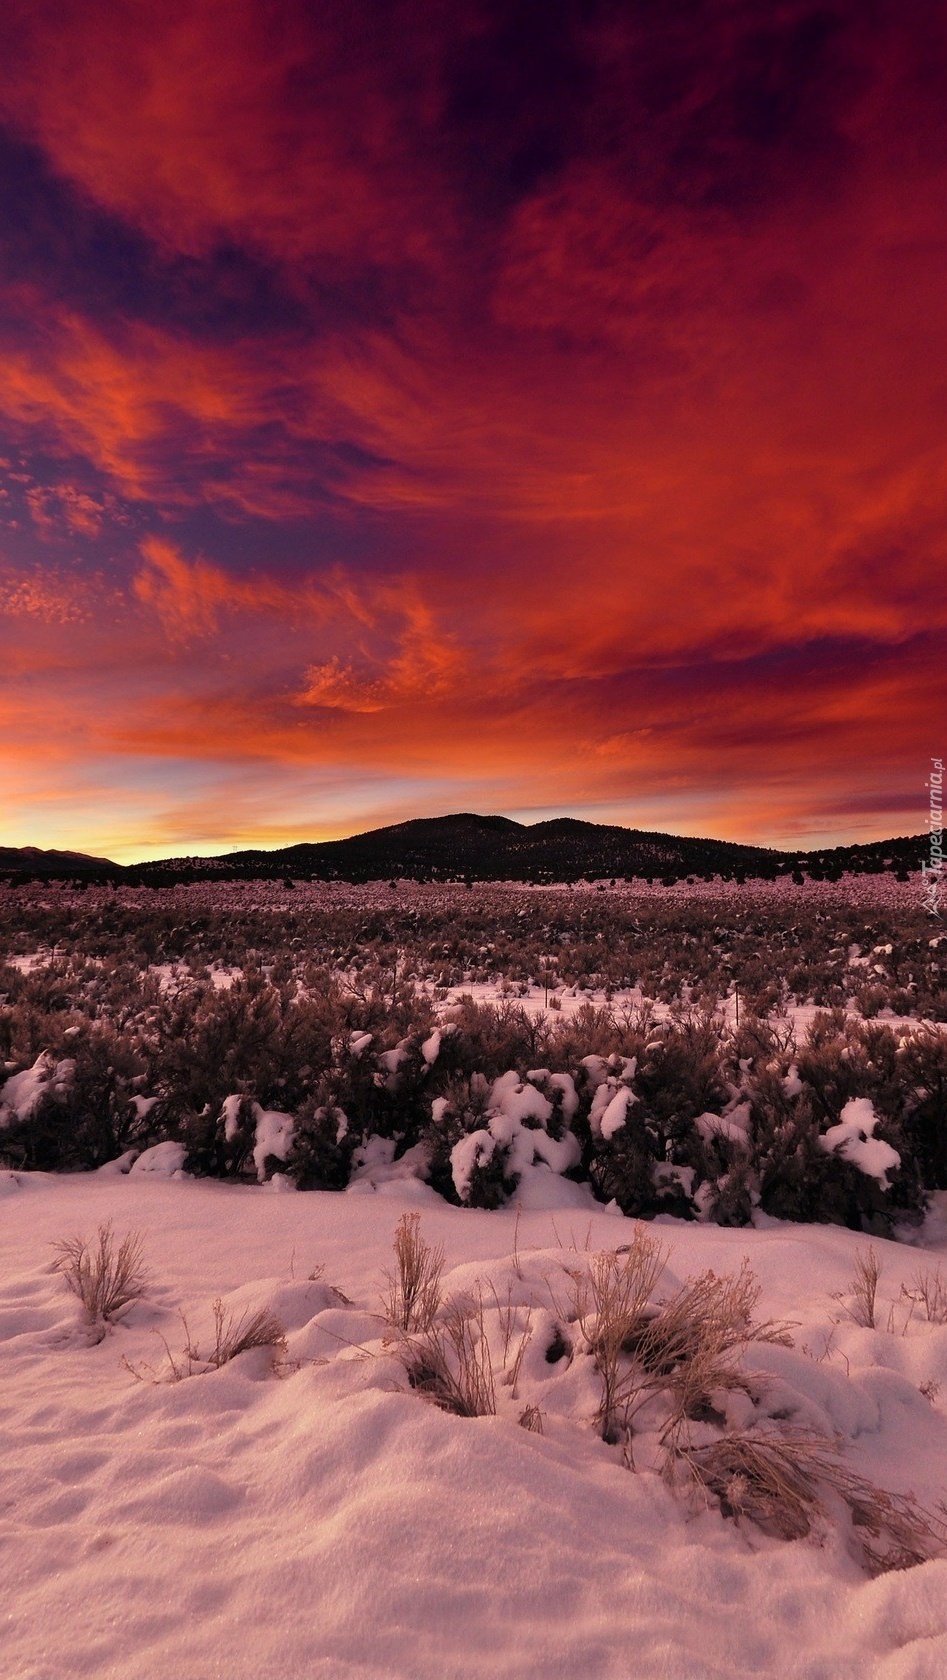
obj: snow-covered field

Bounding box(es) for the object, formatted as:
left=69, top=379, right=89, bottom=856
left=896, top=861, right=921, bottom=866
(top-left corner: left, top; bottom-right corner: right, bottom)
left=5, top=1169, right=947, bottom=1679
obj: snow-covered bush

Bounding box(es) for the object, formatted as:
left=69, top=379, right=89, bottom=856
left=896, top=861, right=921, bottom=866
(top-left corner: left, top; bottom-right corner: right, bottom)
left=0, top=1051, right=76, bottom=1169
left=0, top=895, right=941, bottom=1233
left=448, top=1070, right=581, bottom=1208
left=287, top=1092, right=355, bottom=1190
left=898, top=1026, right=947, bottom=1187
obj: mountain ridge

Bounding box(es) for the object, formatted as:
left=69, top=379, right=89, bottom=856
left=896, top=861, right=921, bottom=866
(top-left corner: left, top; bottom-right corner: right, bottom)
left=0, top=813, right=927, bottom=885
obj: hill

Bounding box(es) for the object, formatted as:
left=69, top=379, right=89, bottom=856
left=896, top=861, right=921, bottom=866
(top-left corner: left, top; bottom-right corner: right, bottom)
left=0, top=845, right=120, bottom=883
left=120, top=813, right=926, bottom=886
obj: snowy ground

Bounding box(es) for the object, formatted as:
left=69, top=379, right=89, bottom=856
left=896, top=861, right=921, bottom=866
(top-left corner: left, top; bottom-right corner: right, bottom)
left=4, top=1171, right=947, bottom=1679
left=432, top=979, right=936, bottom=1040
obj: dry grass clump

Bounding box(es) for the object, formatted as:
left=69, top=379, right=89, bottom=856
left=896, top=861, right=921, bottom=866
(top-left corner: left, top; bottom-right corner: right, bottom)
left=840, top=1473, right=947, bottom=1574
left=835, top=1246, right=882, bottom=1329
left=403, top=1293, right=496, bottom=1417
left=664, top=1426, right=827, bottom=1540
left=205, top=1299, right=287, bottom=1368
left=518, top=1403, right=544, bottom=1433
left=664, top=1425, right=947, bottom=1573
left=127, top=1298, right=286, bottom=1382
left=52, top=1222, right=149, bottom=1326
left=626, top=1261, right=794, bottom=1379
left=573, top=1227, right=668, bottom=1442
left=385, top=1212, right=444, bottom=1333
left=573, top=1250, right=947, bottom=1576
left=577, top=1248, right=793, bottom=1446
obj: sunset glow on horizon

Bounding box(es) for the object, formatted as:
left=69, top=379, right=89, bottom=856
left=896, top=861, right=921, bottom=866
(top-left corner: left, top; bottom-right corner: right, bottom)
left=1, top=1, right=944, bottom=863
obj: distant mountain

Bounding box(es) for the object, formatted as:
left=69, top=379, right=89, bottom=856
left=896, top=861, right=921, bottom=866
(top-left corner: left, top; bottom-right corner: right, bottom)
left=0, top=845, right=120, bottom=882
left=120, top=812, right=927, bottom=886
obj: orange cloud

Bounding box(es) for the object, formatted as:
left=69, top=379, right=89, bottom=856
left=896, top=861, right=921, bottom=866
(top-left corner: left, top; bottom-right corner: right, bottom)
left=0, top=562, right=94, bottom=623
left=0, top=304, right=305, bottom=508
left=133, top=537, right=296, bottom=640
left=298, top=587, right=467, bottom=713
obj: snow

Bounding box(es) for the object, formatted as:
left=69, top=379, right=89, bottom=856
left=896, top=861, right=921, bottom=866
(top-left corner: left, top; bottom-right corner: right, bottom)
left=348, top=1134, right=438, bottom=1196
left=4, top=1176, right=947, bottom=1677
left=4, top=949, right=54, bottom=974
left=448, top=1073, right=582, bottom=1201
left=251, top=1104, right=295, bottom=1181
left=129, top=1139, right=187, bottom=1176
left=546, top=1071, right=579, bottom=1121
left=0, top=1051, right=74, bottom=1125
left=820, top=1097, right=901, bottom=1186
left=420, top=1029, right=441, bottom=1064
left=695, top=1102, right=752, bottom=1149
left=784, top=1063, right=805, bottom=1098
left=589, top=1070, right=638, bottom=1139
left=220, top=1092, right=245, bottom=1142
left=450, top=1126, right=496, bottom=1199
left=599, top=1087, right=637, bottom=1141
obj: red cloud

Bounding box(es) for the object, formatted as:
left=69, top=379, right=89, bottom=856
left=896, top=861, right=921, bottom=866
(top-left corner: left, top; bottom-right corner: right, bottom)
left=0, top=1, right=440, bottom=271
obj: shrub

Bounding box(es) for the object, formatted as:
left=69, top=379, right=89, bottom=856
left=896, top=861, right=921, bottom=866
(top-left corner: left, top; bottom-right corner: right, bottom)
left=899, top=1028, right=947, bottom=1188
left=287, top=1092, right=356, bottom=1190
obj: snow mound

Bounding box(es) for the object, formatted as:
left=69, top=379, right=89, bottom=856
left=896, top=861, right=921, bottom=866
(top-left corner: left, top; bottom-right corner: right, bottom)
left=130, top=1140, right=187, bottom=1176
left=3, top=1177, right=947, bottom=1678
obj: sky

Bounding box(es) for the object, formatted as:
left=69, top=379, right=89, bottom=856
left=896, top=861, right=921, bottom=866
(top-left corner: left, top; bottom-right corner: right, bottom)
left=0, top=0, right=943, bottom=863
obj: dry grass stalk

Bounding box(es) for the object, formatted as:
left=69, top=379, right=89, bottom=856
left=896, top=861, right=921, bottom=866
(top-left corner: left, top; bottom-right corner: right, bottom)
left=902, top=1266, right=947, bottom=1325
left=125, top=1310, right=201, bottom=1382
left=519, top=1404, right=544, bottom=1434
left=487, top=1279, right=535, bottom=1390
left=664, top=1425, right=947, bottom=1573
left=403, top=1292, right=496, bottom=1417
left=385, top=1212, right=444, bottom=1333
left=835, top=1246, right=882, bottom=1329
left=488, top=1277, right=519, bottom=1363
left=505, top=1314, right=533, bottom=1399
left=512, top=1204, right=523, bottom=1280
left=52, top=1223, right=149, bottom=1325
left=576, top=1228, right=668, bottom=1443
